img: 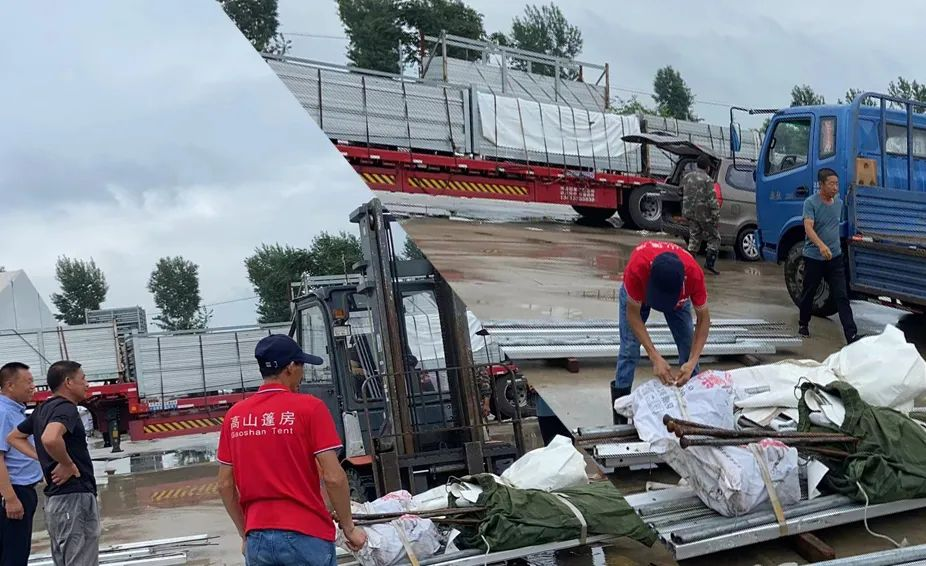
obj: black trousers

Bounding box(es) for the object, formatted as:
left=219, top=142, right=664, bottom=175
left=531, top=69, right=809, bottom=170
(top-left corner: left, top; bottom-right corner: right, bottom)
left=799, top=255, right=858, bottom=342
left=0, top=483, right=38, bottom=566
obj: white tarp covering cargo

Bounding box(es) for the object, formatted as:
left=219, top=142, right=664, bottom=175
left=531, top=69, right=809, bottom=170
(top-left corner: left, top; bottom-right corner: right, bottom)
left=730, top=324, right=926, bottom=424
left=616, top=372, right=800, bottom=517
left=476, top=91, right=642, bottom=172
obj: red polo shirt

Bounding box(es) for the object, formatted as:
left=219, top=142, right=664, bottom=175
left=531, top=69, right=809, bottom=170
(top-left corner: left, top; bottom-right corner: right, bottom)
left=622, top=241, right=708, bottom=310
left=217, top=384, right=343, bottom=541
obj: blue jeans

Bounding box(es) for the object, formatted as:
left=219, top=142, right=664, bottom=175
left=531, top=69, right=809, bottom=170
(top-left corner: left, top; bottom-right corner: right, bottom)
left=614, top=285, right=697, bottom=389
left=246, top=530, right=337, bottom=566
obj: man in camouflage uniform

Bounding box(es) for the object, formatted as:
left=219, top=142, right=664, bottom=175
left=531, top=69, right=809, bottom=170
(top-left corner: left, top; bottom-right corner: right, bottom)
left=682, top=154, right=721, bottom=275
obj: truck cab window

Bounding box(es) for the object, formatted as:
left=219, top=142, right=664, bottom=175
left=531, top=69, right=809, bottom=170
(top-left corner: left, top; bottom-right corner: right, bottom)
left=765, top=118, right=811, bottom=175
left=300, top=306, right=332, bottom=383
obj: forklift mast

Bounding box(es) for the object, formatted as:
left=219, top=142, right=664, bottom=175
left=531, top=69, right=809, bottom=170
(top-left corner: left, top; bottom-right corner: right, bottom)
left=348, top=199, right=483, bottom=457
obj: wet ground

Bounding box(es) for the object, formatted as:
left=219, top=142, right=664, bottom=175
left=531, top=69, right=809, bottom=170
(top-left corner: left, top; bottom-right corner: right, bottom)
left=29, top=433, right=243, bottom=565
left=27, top=193, right=926, bottom=564
left=384, top=193, right=926, bottom=564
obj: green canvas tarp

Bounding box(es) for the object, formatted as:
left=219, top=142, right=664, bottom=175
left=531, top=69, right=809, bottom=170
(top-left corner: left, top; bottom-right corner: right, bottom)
left=450, top=475, right=657, bottom=552
left=798, top=381, right=926, bottom=503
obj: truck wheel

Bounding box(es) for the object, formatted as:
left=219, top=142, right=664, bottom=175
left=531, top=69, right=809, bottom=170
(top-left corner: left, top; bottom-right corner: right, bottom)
left=571, top=205, right=617, bottom=223
left=617, top=199, right=637, bottom=229
left=735, top=226, right=761, bottom=262
left=493, top=375, right=536, bottom=420
left=627, top=185, right=662, bottom=232
left=346, top=466, right=376, bottom=503
left=783, top=244, right=837, bottom=317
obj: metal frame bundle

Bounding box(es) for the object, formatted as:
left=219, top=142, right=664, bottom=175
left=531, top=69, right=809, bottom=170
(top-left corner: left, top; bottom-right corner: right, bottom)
left=481, top=318, right=801, bottom=361
left=625, top=487, right=926, bottom=560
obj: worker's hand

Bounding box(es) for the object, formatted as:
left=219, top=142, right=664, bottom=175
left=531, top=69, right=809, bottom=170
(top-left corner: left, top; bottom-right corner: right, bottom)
left=241, top=538, right=246, bottom=557
left=652, top=356, right=675, bottom=386
left=676, top=361, right=697, bottom=387
left=51, top=462, right=80, bottom=486
left=344, top=525, right=367, bottom=551
left=3, top=496, right=24, bottom=520
left=819, top=244, right=833, bottom=261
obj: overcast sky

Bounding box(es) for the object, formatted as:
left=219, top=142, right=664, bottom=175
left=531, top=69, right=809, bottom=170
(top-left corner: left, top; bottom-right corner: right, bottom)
left=279, top=0, right=926, bottom=127
left=0, top=2, right=374, bottom=329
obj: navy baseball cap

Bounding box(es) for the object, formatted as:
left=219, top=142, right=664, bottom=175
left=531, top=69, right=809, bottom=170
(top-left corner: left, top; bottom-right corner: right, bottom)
left=646, top=252, right=685, bottom=313
left=255, top=334, right=323, bottom=371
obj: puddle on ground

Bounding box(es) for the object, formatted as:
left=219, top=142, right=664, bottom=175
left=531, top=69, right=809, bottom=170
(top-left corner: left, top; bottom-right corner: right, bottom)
left=94, top=447, right=217, bottom=479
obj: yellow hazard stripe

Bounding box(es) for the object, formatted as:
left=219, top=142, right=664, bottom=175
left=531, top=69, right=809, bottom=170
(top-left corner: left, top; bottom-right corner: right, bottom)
left=361, top=173, right=396, bottom=186
left=143, top=416, right=224, bottom=434
left=406, top=177, right=527, bottom=196
left=150, top=482, right=220, bottom=502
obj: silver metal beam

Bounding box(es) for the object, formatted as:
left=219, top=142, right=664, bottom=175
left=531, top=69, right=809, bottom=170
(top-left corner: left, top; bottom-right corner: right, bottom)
left=667, top=497, right=926, bottom=560
left=811, top=543, right=926, bottom=566
left=500, top=340, right=781, bottom=360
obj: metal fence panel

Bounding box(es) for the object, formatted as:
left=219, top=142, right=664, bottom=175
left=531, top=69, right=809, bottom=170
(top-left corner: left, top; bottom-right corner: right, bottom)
left=129, top=325, right=289, bottom=400
left=0, top=324, right=120, bottom=382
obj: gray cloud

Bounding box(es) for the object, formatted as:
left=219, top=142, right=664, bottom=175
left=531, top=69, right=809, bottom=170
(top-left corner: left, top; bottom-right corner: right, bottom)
left=1, top=1, right=375, bottom=328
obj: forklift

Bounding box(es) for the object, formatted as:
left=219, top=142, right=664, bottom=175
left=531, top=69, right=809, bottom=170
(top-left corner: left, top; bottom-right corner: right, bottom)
left=290, top=199, right=531, bottom=501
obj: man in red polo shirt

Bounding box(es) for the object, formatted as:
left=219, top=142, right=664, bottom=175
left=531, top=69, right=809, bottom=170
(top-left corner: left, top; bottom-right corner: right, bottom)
left=611, top=241, right=712, bottom=424
left=217, top=334, right=366, bottom=565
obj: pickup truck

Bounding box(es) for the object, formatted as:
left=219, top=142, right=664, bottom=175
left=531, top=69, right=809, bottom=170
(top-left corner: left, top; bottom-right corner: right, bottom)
left=624, top=132, right=761, bottom=261
left=737, top=92, right=926, bottom=315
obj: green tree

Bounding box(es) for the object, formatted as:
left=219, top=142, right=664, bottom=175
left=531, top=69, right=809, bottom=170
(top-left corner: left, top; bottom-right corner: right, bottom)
left=307, top=232, right=363, bottom=276
left=337, top=0, right=405, bottom=73
left=888, top=77, right=926, bottom=112
left=762, top=84, right=827, bottom=133
left=653, top=66, right=696, bottom=120
left=402, top=238, right=426, bottom=260
left=147, top=257, right=207, bottom=331
left=218, top=0, right=289, bottom=54
left=790, top=84, right=825, bottom=107
left=400, top=0, right=485, bottom=65
left=494, top=3, right=583, bottom=78
left=610, top=95, right=656, bottom=116
left=245, top=244, right=314, bottom=324
left=50, top=257, right=108, bottom=325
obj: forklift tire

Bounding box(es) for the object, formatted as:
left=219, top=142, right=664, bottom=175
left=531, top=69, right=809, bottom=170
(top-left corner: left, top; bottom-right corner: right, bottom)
left=783, top=243, right=838, bottom=317
left=571, top=205, right=617, bottom=223
left=492, top=375, right=536, bottom=420
left=346, top=466, right=376, bottom=503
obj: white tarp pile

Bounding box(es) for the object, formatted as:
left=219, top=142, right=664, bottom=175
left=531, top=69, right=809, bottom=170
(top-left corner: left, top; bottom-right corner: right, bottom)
left=338, top=491, right=442, bottom=566
left=476, top=91, right=641, bottom=164
left=339, top=437, right=590, bottom=565
left=730, top=324, right=926, bottom=425
left=615, top=371, right=801, bottom=517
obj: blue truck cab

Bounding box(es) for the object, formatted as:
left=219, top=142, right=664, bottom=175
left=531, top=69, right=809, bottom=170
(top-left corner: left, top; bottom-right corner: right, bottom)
left=738, top=93, right=926, bottom=316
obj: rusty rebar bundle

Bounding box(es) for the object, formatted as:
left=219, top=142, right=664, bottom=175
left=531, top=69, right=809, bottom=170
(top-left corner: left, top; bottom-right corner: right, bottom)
left=663, top=414, right=858, bottom=451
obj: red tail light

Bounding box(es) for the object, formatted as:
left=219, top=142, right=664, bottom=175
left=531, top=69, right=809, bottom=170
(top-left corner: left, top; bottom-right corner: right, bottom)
left=714, top=182, right=724, bottom=208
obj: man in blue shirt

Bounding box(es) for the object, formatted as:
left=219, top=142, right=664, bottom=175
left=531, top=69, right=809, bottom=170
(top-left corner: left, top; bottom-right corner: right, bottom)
left=0, top=362, right=43, bottom=566
left=799, top=168, right=858, bottom=343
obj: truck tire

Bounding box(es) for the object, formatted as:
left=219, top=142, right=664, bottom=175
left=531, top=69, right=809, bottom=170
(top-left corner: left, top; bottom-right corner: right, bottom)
left=617, top=199, right=637, bottom=229
left=627, top=185, right=663, bottom=232
left=783, top=244, right=837, bottom=317
left=493, top=375, right=536, bottom=420
left=571, top=205, right=617, bottom=223
left=735, top=226, right=761, bottom=262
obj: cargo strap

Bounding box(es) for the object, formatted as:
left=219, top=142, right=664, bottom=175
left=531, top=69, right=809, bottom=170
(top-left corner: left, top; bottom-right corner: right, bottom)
left=555, top=493, right=588, bottom=544
left=674, top=388, right=690, bottom=420
left=749, top=444, right=788, bottom=536
left=397, top=526, right=420, bottom=566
